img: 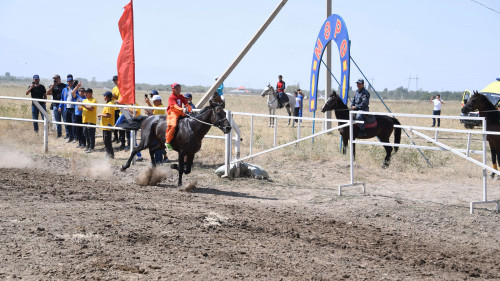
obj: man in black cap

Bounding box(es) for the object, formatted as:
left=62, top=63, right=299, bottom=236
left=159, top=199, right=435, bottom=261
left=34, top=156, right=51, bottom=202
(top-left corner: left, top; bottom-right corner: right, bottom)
left=47, top=74, right=67, bottom=137
left=25, top=74, right=47, bottom=133
left=351, top=79, right=370, bottom=137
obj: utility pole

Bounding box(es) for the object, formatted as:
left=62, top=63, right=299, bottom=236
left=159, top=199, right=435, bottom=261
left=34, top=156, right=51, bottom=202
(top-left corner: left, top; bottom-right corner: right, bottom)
left=402, top=75, right=412, bottom=100
left=415, top=75, right=419, bottom=96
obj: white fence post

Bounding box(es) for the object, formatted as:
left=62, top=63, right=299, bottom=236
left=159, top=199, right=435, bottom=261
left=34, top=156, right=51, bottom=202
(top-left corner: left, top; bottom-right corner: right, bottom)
left=43, top=116, right=49, bottom=153
left=250, top=115, right=254, bottom=156
left=273, top=117, right=277, bottom=147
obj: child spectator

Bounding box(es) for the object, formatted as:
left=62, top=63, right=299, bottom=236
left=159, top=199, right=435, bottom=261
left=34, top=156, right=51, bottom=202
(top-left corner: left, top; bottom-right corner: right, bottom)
left=98, top=91, right=115, bottom=159
left=82, top=88, right=97, bottom=153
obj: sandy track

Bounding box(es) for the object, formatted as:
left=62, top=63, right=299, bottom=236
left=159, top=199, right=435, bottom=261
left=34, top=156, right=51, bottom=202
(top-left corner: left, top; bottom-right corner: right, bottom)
left=0, top=152, right=499, bottom=280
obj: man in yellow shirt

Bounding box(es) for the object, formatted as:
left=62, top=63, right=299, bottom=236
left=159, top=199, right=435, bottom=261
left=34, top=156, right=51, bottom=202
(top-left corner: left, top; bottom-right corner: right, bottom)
left=98, top=91, right=115, bottom=159
left=145, top=95, right=166, bottom=115
left=111, top=75, right=123, bottom=145
left=82, top=88, right=97, bottom=153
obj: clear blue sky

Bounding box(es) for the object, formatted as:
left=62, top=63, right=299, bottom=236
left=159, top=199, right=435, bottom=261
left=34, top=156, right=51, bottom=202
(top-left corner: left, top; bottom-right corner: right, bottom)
left=0, top=0, right=498, bottom=92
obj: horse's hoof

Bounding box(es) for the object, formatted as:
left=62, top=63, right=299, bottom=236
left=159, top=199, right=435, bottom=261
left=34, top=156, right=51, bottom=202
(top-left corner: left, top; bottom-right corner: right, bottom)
left=490, top=173, right=495, bottom=179
left=120, top=166, right=126, bottom=172
left=382, top=162, right=390, bottom=169
left=171, top=164, right=179, bottom=170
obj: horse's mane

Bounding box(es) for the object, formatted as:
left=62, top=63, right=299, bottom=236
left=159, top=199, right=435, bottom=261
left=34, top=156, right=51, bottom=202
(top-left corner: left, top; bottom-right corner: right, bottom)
left=193, top=106, right=211, bottom=118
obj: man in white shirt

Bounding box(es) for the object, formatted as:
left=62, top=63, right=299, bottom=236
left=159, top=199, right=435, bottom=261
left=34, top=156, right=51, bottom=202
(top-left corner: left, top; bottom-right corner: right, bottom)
left=292, top=91, right=301, bottom=127
left=430, top=95, right=444, bottom=127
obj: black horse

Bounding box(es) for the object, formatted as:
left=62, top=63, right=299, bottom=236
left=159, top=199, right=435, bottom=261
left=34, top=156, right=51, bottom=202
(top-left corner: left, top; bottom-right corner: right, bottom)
left=462, top=91, right=500, bottom=178
left=119, top=100, right=231, bottom=185
left=321, top=91, right=402, bottom=168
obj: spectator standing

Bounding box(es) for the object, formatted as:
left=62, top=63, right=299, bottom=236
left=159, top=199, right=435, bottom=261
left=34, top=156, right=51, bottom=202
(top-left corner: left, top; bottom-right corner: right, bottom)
left=59, top=74, right=80, bottom=142
left=430, top=95, right=444, bottom=127
left=184, top=93, right=196, bottom=109
left=98, top=91, right=115, bottom=159
left=149, top=90, right=159, bottom=98
left=46, top=74, right=66, bottom=138
left=297, top=89, right=304, bottom=120
left=145, top=95, right=166, bottom=115
left=292, top=91, right=301, bottom=127
left=111, top=75, right=124, bottom=147
left=25, top=74, right=47, bottom=133
left=276, top=75, right=286, bottom=108
left=144, top=95, right=167, bottom=163
left=82, top=88, right=97, bottom=153
left=74, top=87, right=87, bottom=148
left=215, top=77, right=224, bottom=97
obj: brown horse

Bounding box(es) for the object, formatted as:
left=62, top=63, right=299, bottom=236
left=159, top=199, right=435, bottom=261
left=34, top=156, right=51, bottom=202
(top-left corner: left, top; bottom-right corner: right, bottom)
left=462, top=91, right=500, bottom=178
left=118, top=100, right=231, bottom=186
left=321, top=91, right=401, bottom=168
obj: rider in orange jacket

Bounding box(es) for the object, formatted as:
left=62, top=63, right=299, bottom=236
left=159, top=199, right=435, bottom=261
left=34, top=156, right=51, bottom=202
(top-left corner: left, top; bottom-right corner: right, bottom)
left=165, top=83, right=192, bottom=150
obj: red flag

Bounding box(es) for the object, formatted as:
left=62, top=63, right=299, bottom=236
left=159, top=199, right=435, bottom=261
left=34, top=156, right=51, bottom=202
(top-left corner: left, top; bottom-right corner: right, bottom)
left=117, top=0, right=135, bottom=104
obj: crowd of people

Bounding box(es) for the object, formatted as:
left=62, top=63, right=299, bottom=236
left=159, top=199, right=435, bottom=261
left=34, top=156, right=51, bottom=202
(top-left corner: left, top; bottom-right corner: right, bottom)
left=25, top=74, right=198, bottom=163
left=29, top=73, right=436, bottom=162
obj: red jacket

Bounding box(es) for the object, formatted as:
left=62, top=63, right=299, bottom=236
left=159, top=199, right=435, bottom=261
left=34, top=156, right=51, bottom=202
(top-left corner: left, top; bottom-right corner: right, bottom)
left=167, top=92, right=191, bottom=115
left=276, top=80, right=286, bottom=93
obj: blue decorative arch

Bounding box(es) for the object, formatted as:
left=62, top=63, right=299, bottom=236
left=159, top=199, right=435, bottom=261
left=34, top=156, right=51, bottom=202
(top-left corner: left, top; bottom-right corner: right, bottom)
left=309, top=14, right=350, bottom=111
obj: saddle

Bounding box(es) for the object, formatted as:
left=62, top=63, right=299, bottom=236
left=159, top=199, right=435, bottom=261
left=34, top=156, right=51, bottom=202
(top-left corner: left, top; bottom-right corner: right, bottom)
left=356, top=114, right=377, bottom=128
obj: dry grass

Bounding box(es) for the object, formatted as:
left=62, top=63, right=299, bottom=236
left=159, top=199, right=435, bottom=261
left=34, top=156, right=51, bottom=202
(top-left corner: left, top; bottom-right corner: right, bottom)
left=0, top=84, right=489, bottom=185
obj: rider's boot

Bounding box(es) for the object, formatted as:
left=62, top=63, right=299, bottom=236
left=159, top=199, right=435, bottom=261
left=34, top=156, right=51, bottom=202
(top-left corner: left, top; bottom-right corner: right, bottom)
left=358, top=124, right=367, bottom=137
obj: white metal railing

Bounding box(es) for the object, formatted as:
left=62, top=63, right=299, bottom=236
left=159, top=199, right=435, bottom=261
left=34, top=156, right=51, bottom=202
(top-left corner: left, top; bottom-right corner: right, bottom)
left=0, top=96, right=240, bottom=170
left=340, top=110, right=498, bottom=214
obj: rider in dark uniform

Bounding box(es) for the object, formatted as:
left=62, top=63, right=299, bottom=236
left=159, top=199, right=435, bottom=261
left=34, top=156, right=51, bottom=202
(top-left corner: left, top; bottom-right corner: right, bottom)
left=276, top=75, right=286, bottom=108
left=351, top=79, right=370, bottom=137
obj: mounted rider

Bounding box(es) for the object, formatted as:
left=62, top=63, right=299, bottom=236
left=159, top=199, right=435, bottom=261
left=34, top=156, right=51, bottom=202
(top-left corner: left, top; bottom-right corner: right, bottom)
left=165, top=83, right=192, bottom=151
left=351, top=79, right=370, bottom=137
left=276, top=75, right=287, bottom=108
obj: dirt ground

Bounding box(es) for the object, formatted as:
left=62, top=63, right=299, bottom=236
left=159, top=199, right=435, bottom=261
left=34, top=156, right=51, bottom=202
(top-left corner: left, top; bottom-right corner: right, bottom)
left=0, top=140, right=499, bottom=281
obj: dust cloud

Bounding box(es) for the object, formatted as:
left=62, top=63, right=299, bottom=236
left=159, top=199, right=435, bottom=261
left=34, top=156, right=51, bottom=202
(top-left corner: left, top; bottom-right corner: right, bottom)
left=135, top=167, right=170, bottom=186
left=0, top=145, right=33, bottom=168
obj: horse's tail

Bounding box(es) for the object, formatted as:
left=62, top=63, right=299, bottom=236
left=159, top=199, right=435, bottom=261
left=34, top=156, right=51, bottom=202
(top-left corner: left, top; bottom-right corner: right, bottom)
left=116, top=115, right=148, bottom=131
left=391, top=117, right=401, bottom=152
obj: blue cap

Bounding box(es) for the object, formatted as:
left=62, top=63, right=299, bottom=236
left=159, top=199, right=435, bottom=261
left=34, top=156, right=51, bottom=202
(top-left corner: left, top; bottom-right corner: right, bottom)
left=103, top=91, right=113, bottom=97
left=184, top=92, right=192, bottom=99
left=356, top=79, right=364, bottom=84
left=33, top=74, right=40, bottom=79
left=67, top=74, right=73, bottom=82
left=150, top=90, right=159, bottom=96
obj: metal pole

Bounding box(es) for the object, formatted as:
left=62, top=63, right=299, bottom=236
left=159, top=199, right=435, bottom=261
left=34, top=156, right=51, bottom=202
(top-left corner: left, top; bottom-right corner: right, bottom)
left=43, top=116, right=48, bottom=153
left=466, top=133, right=471, bottom=157
left=224, top=110, right=233, bottom=177
left=482, top=118, right=487, bottom=202
left=349, top=111, right=354, bottom=184
left=325, top=0, right=332, bottom=130
left=273, top=117, right=277, bottom=147
left=297, top=117, right=301, bottom=140
left=250, top=115, right=254, bottom=156
left=196, top=0, right=289, bottom=108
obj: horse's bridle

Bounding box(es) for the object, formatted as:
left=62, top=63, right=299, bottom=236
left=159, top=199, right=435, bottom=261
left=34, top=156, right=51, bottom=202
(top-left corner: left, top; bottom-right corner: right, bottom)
left=188, top=106, right=228, bottom=129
